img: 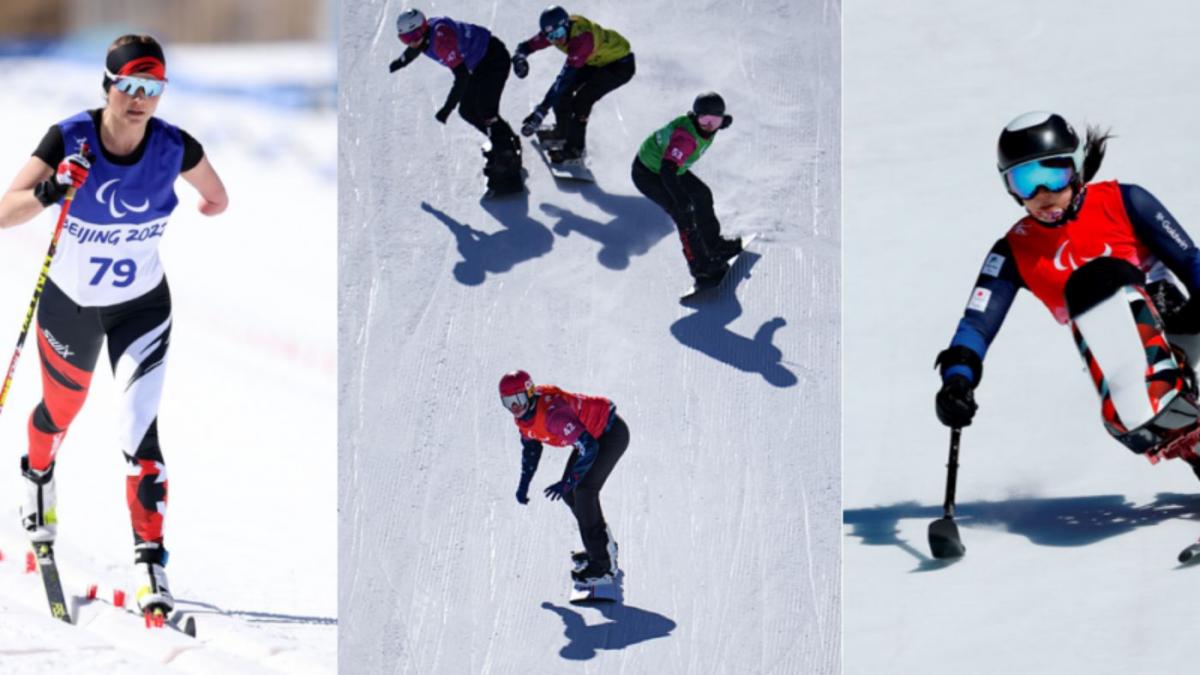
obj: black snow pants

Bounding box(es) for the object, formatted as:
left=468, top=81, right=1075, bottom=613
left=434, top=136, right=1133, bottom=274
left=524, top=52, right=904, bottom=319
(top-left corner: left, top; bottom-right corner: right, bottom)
left=459, top=36, right=520, bottom=159
left=562, top=413, right=628, bottom=566
left=554, top=53, right=636, bottom=153
left=631, top=156, right=724, bottom=275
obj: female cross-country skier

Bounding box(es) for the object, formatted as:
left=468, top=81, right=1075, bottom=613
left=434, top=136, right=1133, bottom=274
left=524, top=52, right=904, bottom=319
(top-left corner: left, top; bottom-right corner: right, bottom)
left=632, top=92, right=741, bottom=286
left=935, top=111, right=1200, bottom=482
left=512, top=5, right=635, bottom=163
left=499, top=371, right=627, bottom=587
left=0, top=34, right=228, bottom=617
left=388, top=8, right=524, bottom=196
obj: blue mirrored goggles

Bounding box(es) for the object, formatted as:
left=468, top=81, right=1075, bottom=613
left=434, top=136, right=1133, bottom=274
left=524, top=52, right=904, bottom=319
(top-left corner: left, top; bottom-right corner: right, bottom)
left=1003, top=159, right=1075, bottom=200
left=111, top=75, right=166, bottom=98
left=543, top=25, right=568, bottom=41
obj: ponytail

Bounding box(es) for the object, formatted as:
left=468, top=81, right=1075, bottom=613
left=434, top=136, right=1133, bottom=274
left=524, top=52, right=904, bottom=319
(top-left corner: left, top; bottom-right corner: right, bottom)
left=1081, top=125, right=1113, bottom=183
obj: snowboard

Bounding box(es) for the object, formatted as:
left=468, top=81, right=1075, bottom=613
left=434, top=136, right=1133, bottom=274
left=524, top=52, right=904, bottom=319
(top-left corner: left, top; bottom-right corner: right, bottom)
left=680, top=233, right=759, bottom=303
left=569, top=577, right=619, bottom=604
left=531, top=128, right=594, bottom=183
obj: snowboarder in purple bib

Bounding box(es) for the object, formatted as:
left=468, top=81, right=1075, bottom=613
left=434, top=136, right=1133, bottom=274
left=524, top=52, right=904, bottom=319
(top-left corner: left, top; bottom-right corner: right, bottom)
left=389, top=8, right=524, bottom=196
left=511, top=6, right=636, bottom=163
left=632, top=92, right=739, bottom=286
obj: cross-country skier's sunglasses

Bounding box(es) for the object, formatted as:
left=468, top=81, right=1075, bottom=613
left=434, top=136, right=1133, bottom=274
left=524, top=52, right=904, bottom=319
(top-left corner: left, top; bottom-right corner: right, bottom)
left=544, top=25, right=568, bottom=42
left=1003, top=158, right=1075, bottom=200
left=501, top=391, right=531, bottom=415
left=697, top=114, right=724, bottom=129
left=111, top=75, right=166, bottom=98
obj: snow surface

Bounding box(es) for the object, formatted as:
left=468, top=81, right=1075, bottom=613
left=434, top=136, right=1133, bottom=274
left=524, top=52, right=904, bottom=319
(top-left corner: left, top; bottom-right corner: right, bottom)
left=844, top=2, right=1200, bottom=674
left=0, top=43, right=336, bottom=672
left=339, top=0, right=839, bottom=672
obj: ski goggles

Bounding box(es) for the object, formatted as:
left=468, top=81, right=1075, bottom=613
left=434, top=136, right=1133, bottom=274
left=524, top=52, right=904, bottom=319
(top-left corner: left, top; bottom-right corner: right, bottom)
left=501, top=391, right=531, bottom=415
left=697, top=114, right=724, bottom=129
left=399, top=26, right=426, bottom=46
left=1003, top=158, right=1076, bottom=200
left=543, top=25, right=568, bottom=42
left=109, top=74, right=166, bottom=98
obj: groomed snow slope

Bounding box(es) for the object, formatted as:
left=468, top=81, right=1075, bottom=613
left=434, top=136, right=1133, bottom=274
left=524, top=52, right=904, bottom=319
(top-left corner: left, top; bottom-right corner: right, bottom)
left=339, top=0, right=839, bottom=672
left=845, top=2, right=1200, bottom=674
left=0, top=43, right=336, bottom=673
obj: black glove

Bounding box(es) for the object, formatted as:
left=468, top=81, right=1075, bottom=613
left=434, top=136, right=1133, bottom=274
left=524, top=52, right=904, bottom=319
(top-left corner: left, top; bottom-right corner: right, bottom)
left=721, top=114, right=733, bottom=130
left=521, top=108, right=546, bottom=137
left=1150, top=280, right=1200, bottom=334
left=389, top=55, right=410, bottom=73
left=936, top=375, right=978, bottom=428
left=435, top=106, right=453, bottom=124
left=512, top=53, right=529, bottom=79
left=515, top=488, right=530, bottom=505
left=543, top=481, right=568, bottom=501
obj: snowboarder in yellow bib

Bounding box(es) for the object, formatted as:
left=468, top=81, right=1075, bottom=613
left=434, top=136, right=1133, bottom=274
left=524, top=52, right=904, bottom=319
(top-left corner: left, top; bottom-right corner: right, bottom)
left=512, top=6, right=635, bottom=163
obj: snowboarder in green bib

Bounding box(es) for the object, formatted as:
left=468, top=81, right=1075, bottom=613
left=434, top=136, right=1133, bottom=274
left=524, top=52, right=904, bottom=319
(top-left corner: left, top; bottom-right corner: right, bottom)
left=632, top=92, right=738, bottom=284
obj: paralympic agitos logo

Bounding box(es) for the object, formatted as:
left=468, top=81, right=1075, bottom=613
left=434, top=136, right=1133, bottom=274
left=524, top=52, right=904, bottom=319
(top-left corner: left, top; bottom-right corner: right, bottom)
left=1053, top=240, right=1112, bottom=271
left=95, top=178, right=150, bottom=219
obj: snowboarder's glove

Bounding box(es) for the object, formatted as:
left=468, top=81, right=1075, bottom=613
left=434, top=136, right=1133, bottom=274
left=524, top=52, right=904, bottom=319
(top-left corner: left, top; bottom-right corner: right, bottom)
left=1151, top=280, right=1200, bottom=334
left=35, top=148, right=93, bottom=207
left=516, top=488, right=530, bottom=505
left=512, top=53, right=529, bottom=79
left=521, top=108, right=546, bottom=137
left=935, top=375, right=978, bottom=428
left=435, top=106, right=453, bottom=124
left=388, top=54, right=412, bottom=73
left=543, top=481, right=569, bottom=501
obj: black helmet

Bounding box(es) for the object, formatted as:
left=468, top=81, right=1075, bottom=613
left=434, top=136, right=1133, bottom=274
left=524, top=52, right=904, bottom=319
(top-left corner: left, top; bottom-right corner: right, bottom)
left=692, top=91, right=726, bottom=117
left=539, top=6, right=570, bottom=36
left=997, top=111, right=1083, bottom=174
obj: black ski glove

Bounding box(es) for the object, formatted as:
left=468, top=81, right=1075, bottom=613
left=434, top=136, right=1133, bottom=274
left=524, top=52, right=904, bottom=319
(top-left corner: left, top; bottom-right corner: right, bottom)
left=543, top=481, right=568, bottom=501
left=516, top=475, right=532, bottom=504
left=389, top=55, right=410, bottom=73
left=512, top=53, right=529, bottom=79
left=435, top=106, right=453, bottom=124
left=521, top=108, right=547, bottom=137
left=936, top=375, right=978, bottom=428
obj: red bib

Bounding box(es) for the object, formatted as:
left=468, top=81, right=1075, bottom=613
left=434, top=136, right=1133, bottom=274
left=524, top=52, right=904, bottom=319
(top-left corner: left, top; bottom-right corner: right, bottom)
left=515, top=385, right=612, bottom=446
left=1005, top=181, right=1154, bottom=324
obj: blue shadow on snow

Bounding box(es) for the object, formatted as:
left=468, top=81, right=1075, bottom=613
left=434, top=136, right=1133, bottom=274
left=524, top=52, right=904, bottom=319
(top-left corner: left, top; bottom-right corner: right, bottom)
left=541, top=600, right=676, bottom=660
left=537, top=180, right=675, bottom=270
left=421, top=197, right=553, bottom=287
left=844, top=492, right=1200, bottom=571
left=670, top=252, right=798, bottom=388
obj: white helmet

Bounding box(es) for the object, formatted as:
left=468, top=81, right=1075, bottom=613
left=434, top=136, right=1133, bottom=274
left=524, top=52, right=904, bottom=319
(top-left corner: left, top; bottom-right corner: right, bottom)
left=396, top=8, right=427, bottom=36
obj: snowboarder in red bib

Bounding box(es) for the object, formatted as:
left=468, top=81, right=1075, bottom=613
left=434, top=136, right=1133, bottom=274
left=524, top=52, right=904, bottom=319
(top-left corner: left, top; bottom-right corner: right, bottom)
left=500, top=370, right=628, bottom=587
left=633, top=92, right=740, bottom=287
left=388, top=8, right=524, bottom=196
left=0, top=34, right=228, bottom=616
left=935, top=111, right=1200, bottom=482
left=511, top=6, right=635, bottom=163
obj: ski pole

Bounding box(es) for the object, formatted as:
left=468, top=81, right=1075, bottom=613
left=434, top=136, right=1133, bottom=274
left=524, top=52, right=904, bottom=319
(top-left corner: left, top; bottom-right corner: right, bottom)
left=0, top=183, right=80, bottom=417
left=942, top=426, right=961, bottom=518
left=927, top=427, right=966, bottom=558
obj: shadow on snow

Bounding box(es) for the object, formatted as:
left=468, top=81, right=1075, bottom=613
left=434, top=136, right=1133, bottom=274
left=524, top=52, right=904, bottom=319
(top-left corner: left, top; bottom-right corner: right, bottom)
left=541, top=600, right=676, bottom=661
left=421, top=197, right=553, bottom=287
left=537, top=179, right=676, bottom=271
left=670, top=252, right=797, bottom=388
left=844, top=492, right=1200, bottom=571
